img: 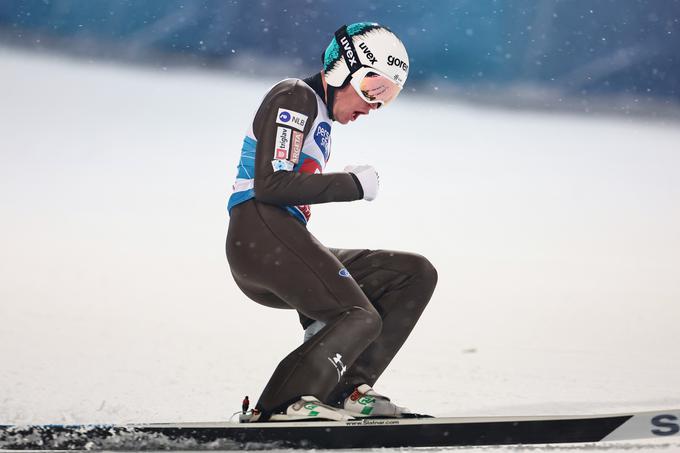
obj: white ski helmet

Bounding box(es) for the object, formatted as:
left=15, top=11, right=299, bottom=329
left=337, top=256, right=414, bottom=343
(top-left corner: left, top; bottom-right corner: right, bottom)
left=323, top=22, right=410, bottom=90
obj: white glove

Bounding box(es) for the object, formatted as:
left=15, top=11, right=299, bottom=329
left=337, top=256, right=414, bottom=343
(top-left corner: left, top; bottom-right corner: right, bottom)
left=344, top=165, right=379, bottom=201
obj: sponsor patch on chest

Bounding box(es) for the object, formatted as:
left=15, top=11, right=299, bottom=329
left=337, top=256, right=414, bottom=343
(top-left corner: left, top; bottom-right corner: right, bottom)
left=277, top=108, right=308, bottom=132
left=314, top=122, right=332, bottom=162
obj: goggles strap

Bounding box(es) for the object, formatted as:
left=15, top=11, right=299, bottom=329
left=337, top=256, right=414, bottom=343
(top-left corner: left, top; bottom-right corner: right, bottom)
left=334, top=25, right=363, bottom=79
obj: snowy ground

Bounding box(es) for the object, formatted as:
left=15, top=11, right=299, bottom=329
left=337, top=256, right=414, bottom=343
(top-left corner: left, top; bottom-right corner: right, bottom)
left=1, top=47, right=679, bottom=451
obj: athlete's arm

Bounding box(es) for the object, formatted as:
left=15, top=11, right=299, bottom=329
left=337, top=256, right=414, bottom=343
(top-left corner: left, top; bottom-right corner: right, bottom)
left=252, top=80, right=363, bottom=205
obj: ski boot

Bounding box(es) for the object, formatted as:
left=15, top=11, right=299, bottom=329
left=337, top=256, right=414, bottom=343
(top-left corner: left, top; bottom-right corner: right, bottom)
left=241, top=396, right=354, bottom=422
left=341, top=384, right=412, bottom=418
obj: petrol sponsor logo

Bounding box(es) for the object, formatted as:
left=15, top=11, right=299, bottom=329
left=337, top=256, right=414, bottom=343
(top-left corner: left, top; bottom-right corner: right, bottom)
left=339, top=268, right=351, bottom=278
left=296, top=204, right=312, bottom=221
left=275, top=126, right=291, bottom=159
left=290, top=130, right=304, bottom=164
left=276, top=108, right=308, bottom=131
left=358, top=42, right=377, bottom=65
left=387, top=55, right=408, bottom=72
left=297, top=159, right=320, bottom=217
left=314, top=122, right=332, bottom=161
left=339, top=35, right=359, bottom=69
left=651, top=414, right=679, bottom=436
left=299, top=158, right=321, bottom=175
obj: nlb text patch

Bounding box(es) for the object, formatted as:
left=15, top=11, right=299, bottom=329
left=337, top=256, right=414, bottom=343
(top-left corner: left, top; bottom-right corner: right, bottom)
left=277, top=108, right=308, bottom=132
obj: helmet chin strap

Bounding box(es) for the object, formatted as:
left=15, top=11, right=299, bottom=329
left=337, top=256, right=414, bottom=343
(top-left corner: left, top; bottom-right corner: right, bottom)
left=321, top=70, right=337, bottom=121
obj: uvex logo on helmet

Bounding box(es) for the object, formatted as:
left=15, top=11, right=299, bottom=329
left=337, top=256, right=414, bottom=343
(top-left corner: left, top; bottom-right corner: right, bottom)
left=323, top=23, right=410, bottom=90
left=387, top=55, right=408, bottom=72
left=339, top=36, right=359, bottom=69
left=358, top=42, right=378, bottom=65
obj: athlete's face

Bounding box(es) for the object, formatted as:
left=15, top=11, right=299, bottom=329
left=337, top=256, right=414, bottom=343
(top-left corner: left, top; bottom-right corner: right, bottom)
left=333, top=83, right=379, bottom=124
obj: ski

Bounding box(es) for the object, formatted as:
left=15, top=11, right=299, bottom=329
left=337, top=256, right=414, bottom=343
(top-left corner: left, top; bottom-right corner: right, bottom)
left=1, top=408, right=678, bottom=450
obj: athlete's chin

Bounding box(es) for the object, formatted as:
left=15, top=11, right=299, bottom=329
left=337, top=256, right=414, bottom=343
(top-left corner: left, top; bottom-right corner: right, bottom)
left=336, top=112, right=363, bottom=124
left=342, top=112, right=363, bottom=124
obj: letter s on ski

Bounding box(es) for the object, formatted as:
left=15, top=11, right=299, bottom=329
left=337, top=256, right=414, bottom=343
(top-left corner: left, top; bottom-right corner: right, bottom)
left=651, top=414, right=679, bottom=436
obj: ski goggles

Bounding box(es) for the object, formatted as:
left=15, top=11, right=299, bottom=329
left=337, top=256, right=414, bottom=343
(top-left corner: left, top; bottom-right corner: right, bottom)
left=349, top=67, right=402, bottom=108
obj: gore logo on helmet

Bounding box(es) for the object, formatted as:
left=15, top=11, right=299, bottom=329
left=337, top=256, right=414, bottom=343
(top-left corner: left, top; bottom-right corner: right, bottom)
left=340, top=36, right=359, bottom=69
left=387, top=55, right=408, bottom=72
left=358, top=42, right=378, bottom=65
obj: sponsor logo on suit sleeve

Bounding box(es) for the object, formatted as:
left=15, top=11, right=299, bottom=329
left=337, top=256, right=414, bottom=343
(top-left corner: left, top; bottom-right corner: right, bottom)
left=277, top=108, right=308, bottom=132
left=275, top=126, right=291, bottom=159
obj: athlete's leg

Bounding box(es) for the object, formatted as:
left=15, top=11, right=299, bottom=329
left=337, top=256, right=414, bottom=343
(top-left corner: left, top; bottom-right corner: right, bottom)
left=226, top=201, right=382, bottom=418
left=316, top=249, right=438, bottom=404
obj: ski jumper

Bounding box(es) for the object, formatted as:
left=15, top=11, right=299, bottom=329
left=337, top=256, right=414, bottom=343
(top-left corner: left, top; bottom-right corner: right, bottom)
left=225, top=73, right=438, bottom=419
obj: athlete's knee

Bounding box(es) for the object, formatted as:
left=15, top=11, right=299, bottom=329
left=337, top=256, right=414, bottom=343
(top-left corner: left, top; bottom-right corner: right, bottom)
left=399, top=254, right=438, bottom=317
left=419, top=255, right=438, bottom=291
left=303, top=306, right=381, bottom=344
left=404, top=253, right=438, bottom=292
left=345, top=305, right=382, bottom=342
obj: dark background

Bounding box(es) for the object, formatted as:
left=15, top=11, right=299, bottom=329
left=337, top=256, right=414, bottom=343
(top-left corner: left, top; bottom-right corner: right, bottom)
left=2, top=0, right=679, bottom=114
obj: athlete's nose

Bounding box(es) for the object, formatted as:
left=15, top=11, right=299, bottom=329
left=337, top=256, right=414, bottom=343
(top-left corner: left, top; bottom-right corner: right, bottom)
left=363, top=103, right=379, bottom=116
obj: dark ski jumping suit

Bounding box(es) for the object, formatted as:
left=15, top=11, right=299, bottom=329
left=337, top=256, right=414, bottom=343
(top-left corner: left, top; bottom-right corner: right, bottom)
left=226, top=73, right=438, bottom=419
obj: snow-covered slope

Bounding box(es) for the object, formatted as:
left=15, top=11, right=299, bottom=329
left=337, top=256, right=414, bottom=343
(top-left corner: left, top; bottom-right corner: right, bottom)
left=1, top=47, right=679, bottom=450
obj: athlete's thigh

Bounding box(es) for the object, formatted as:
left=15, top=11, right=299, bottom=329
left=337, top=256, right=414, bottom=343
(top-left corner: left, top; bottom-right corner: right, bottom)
left=230, top=275, right=291, bottom=310
left=228, top=201, right=373, bottom=322
left=330, top=248, right=432, bottom=304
